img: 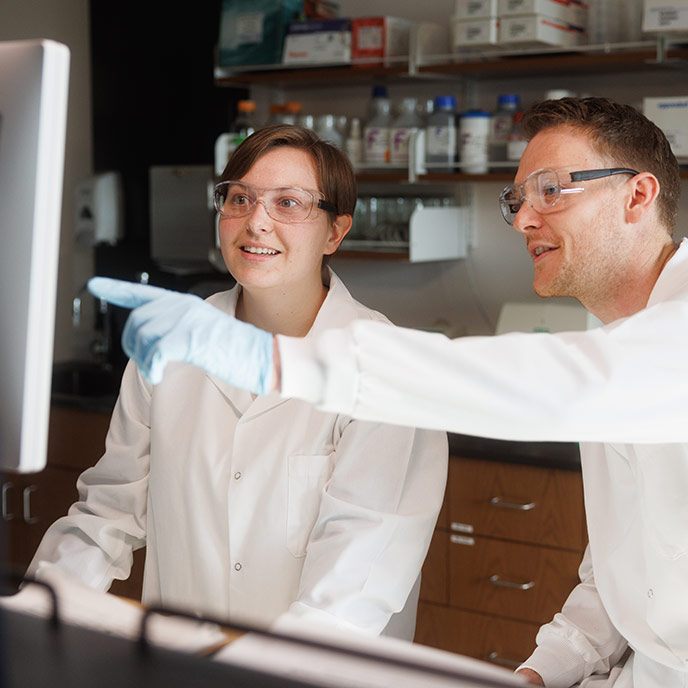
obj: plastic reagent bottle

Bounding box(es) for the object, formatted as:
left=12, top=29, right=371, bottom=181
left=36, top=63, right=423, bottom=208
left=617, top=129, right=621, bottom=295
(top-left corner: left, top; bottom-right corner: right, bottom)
left=364, top=86, right=392, bottom=165
left=490, top=94, right=520, bottom=167
left=460, top=109, right=491, bottom=174
left=345, top=117, right=364, bottom=166
left=425, top=95, right=457, bottom=173
left=390, top=97, right=423, bottom=165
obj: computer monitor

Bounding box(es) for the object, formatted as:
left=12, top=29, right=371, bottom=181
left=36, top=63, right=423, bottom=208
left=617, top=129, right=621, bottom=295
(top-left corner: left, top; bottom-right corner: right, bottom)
left=0, top=39, right=70, bottom=473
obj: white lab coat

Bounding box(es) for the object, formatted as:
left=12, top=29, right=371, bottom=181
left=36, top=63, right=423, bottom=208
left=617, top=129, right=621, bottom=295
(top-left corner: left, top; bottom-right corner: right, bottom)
left=28, top=271, right=448, bottom=638
left=279, top=240, right=688, bottom=685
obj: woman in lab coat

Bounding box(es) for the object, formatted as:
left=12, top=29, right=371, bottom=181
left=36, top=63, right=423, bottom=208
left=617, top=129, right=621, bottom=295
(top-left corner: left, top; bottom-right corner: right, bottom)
left=28, top=125, right=448, bottom=638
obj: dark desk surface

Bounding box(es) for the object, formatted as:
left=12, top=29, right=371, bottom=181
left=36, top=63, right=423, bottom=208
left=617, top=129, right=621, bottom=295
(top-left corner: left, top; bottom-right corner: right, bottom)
left=448, top=433, right=581, bottom=471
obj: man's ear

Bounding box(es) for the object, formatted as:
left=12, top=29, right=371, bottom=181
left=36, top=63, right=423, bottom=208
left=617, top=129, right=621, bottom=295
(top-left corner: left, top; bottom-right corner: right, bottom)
left=324, top=214, right=352, bottom=255
left=625, top=172, right=660, bottom=224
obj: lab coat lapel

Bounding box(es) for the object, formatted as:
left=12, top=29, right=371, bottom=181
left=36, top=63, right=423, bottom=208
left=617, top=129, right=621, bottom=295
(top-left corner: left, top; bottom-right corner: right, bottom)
left=205, top=270, right=354, bottom=421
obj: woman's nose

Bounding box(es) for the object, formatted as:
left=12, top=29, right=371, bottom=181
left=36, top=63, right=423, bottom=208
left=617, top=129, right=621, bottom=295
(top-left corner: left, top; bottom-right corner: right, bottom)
left=246, top=199, right=274, bottom=231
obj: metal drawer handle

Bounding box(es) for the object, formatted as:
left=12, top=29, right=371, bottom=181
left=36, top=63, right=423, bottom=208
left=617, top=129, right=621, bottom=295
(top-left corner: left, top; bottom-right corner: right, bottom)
left=2, top=482, right=15, bottom=521
left=489, top=574, right=535, bottom=591
left=488, top=651, right=523, bottom=668
left=490, top=496, right=535, bottom=511
left=23, top=485, right=39, bottom=524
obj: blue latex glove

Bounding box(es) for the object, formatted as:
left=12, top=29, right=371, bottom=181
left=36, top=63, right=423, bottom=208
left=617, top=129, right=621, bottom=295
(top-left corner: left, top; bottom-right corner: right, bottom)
left=88, top=277, right=273, bottom=393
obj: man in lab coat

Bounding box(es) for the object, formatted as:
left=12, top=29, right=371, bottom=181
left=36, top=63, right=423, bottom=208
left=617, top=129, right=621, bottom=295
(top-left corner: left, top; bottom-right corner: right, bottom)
left=91, top=97, right=688, bottom=687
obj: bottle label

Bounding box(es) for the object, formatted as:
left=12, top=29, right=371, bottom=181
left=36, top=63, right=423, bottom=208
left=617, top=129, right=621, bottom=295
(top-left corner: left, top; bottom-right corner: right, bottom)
left=460, top=131, right=489, bottom=173
left=426, top=126, right=456, bottom=157
left=364, top=127, right=390, bottom=163
left=390, top=127, right=418, bottom=163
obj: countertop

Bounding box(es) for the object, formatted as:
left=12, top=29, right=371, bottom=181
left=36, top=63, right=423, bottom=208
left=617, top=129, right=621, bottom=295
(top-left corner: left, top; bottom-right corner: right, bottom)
left=448, top=433, right=581, bottom=471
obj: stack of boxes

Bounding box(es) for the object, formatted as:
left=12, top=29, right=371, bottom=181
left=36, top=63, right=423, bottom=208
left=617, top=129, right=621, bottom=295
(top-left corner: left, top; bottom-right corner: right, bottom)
left=452, top=0, right=588, bottom=53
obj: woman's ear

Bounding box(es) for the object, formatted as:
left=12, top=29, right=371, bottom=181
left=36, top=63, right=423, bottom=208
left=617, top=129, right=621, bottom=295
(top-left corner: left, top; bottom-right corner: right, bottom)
left=625, top=172, right=660, bottom=224
left=324, top=214, right=352, bottom=255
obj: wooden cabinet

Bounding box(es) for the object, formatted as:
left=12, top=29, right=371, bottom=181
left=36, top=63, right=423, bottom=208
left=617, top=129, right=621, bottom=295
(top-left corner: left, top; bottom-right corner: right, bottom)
left=415, top=455, right=586, bottom=669
left=0, top=405, right=144, bottom=600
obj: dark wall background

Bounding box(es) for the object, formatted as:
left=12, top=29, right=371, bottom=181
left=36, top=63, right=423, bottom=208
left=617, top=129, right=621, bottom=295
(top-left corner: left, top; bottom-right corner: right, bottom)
left=90, top=1, right=246, bottom=273
left=89, top=1, right=244, bottom=367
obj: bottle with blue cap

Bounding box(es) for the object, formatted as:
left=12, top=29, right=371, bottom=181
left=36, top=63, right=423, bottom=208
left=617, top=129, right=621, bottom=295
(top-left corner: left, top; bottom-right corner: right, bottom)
left=490, top=94, right=521, bottom=168
left=425, top=95, right=457, bottom=173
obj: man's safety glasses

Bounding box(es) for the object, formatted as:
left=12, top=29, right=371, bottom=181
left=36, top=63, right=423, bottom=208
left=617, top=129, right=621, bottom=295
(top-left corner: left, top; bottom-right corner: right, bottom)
left=214, top=181, right=338, bottom=223
left=498, top=167, right=639, bottom=225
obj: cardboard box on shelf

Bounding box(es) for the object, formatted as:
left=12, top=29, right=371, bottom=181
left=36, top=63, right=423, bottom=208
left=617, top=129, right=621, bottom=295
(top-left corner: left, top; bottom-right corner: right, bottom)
left=498, top=0, right=586, bottom=28
left=218, top=0, right=303, bottom=67
left=499, top=13, right=583, bottom=47
left=643, top=96, right=688, bottom=158
left=454, top=0, right=499, bottom=20
left=643, top=0, right=688, bottom=32
left=451, top=16, right=500, bottom=49
left=351, top=16, right=411, bottom=66
left=282, top=18, right=352, bottom=64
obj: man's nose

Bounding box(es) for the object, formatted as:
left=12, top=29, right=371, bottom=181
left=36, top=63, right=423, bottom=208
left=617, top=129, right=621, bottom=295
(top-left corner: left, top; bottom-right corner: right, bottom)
left=512, top=200, right=541, bottom=235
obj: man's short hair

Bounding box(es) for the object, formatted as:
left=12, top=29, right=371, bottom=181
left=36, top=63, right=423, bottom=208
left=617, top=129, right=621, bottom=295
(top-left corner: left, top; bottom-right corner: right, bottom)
left=520, top=97, right=680, bottom=232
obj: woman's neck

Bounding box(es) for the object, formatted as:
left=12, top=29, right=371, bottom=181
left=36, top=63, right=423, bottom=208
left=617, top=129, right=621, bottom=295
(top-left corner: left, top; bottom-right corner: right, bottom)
left=235, top=276, right=329, bottom=337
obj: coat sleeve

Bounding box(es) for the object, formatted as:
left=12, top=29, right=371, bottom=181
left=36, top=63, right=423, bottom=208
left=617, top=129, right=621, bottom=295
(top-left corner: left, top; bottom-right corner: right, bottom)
left=26, top=361, right=151, bottom=591
left=278, top=295, right=688, bottom=443
left=275, top=419, right=448, bottom=636
left=518, top=547, right=629, bottom=688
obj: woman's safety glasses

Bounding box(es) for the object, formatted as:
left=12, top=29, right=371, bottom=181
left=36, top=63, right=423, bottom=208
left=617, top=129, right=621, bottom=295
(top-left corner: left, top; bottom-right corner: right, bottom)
left=498, top=167, right=639, bottom=225
left=214, top=181, right=338, bottom=223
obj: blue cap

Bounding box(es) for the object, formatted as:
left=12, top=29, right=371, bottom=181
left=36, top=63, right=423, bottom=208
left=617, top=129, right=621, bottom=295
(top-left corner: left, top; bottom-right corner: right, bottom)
left=498, top=94, right=520, bottom=105
left=372, top=85, right=388, bottom=98
left=434, top=95, right=456, bottom=109
left=461, top=109, right=491, bottom=118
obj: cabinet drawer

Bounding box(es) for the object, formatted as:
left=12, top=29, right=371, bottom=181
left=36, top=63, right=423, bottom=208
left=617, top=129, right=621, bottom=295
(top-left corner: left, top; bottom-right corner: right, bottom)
left=1, top=466, right=80, bottom=571
left=420, top=528, right=448, bottom=605
left=448, top=457, right=586, bottom=550
left=448, top=533, right=580, bottom=625
left=415, top=602, right=539, bottom=668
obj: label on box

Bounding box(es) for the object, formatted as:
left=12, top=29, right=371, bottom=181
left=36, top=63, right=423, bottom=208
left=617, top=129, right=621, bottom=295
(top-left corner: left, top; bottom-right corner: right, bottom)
left=236, top=12, right=265, bottom=44
left=454, top=0, right=499, bottom=20
left=643, top=3, right=688, bottom=32
left=358, top=25, right=384, bottom=50
left=643, top=96, right=688, bottom=157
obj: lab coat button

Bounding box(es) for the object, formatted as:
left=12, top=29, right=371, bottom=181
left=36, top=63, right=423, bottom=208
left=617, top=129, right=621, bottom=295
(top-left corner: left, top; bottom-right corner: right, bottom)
left=234, top=472, right=242, bottom=480
left=234, top=562, right=242, bottom=571
left=647, top=588, right=653, bottom=598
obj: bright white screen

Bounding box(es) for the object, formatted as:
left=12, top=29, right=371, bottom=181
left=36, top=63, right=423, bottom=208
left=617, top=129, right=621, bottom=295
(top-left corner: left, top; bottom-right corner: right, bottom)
left=0, top=39, right=70, bottom=473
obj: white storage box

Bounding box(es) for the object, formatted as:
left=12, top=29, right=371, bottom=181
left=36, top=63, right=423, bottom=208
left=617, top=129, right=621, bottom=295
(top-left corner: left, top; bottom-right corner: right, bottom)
left=282, top=18, right=352, bottom=64
left=454, top=0, right=499, bottom=20
left=643, top=96, right=688, bottom=158
left=452, top=17, right=500, bottom=49
left=643, top=0, right=688, bottom=32
left=499, top=14, right=582, bottom=47
left=351, top=16, right=411, bottom=66
left=498, top=0, right=587, bottom=28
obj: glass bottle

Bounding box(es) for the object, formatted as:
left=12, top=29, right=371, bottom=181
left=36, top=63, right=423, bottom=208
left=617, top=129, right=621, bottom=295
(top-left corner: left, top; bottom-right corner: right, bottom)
left=364, top=86, right=392, bottom=165
left=390, top=97, right=423, bottom=166
left=489, top=94, right=520, bottom=169
left=425, top=95, right=457, bottom=173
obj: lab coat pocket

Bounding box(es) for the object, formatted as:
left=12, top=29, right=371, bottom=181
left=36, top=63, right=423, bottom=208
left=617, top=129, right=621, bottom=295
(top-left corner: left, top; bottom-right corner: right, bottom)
left=287, top=453, right=334, bottom=557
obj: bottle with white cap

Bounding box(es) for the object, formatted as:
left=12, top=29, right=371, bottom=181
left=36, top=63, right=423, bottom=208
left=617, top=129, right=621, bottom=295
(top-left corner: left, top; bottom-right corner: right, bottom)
left=390, top=97, right=423, bottom=166
left=459, top=109, right=491, bottom=174
left=345, top=117, right=364, bottom=166
left=364, top=86, right=392, bottom=165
